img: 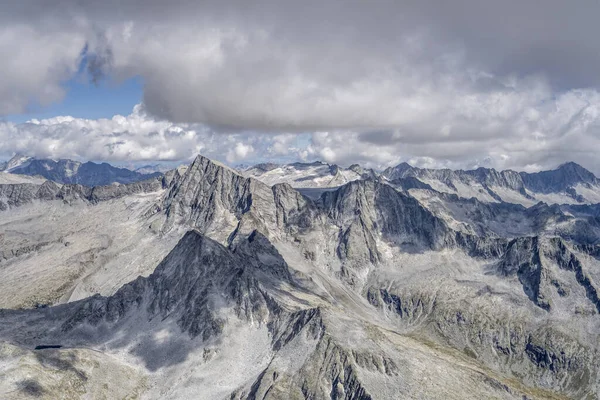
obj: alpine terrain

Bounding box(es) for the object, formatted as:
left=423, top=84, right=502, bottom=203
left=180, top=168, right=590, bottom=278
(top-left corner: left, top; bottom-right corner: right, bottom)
left=2, top=154, right=600, bottom=399
left=1, top=154, right=162, bottom=186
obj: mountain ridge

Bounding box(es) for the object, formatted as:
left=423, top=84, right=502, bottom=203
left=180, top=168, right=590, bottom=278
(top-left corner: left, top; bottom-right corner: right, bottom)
left=381, top=161, right=600, bottom=206
left=1, top=154, right=162, bottom=186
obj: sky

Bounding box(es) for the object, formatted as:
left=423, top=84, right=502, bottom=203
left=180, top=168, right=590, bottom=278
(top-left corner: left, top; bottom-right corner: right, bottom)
left=2, top=1, right=600, bottom=172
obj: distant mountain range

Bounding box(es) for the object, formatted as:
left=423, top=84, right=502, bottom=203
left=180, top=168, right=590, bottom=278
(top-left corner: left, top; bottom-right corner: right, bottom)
left=0, top=154, right=162, bottom=186
left=243, top=161, right=376, bottom=189
left=381, top=160, right=600, bottom=205
left=133, top=164, right=177, bottom=175
left=245, top=159, right=600, bottom=206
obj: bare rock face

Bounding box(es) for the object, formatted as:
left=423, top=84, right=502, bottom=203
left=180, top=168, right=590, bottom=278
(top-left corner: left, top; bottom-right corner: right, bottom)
left=162, top=155, right=279, bottom=241
left=365, top=232, right=600, bottom=397
left=58, top=230, right=293, bottom=340
left=383, top=162, right=529, bottom=196
left=521, top=162, right=599, bottom=194
left=367, top=282, right=598, bottom=398
left=0, top=183, right=40, bottom=210
left=0, top=230, right=386, bottom=399
left=87, top=177, right=165, bottom=203
left=497, top=236, right=552, bottom=310
left=326, top=180, right=449, bottom=241
left=315, top=179, right=455, bottom=285
left=166, top=156, right=453, bottom=259
left=0, top=176, right=166, bottom=210
left=495, top=236, right=600, bottom=313
left=272, top=182, right=317, bottom=231
left=35, top=180, right=61, bottom=200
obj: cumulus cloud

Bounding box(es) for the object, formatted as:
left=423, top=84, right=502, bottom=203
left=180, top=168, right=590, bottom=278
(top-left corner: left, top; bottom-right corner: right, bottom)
left=0, top=105, right=257, bottom=165
left=227, top=142, right=254, bottom=163
left=0, top=23, right=86, bottom=114
left=2, top=1, right=600, bottom=173
left=2, top=92, right=600, bottom=175
left=306, top=87, right=600, bottom=173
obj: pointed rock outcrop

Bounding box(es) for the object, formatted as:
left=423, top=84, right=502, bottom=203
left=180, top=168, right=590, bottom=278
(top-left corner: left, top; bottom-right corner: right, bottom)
left=61, top=229, right=295, bottom=340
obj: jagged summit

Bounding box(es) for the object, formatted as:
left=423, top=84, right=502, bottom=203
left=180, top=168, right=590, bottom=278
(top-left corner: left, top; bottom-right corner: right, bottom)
left=162, top=154, right=277, bottom=239
left=521, top=161, right=598, bottom=194
left=56, top=229, right=296, bottom=339
left=557, top=161, right=591, bottom=172
left=384, top=160, right=595, bottom=178
left=321, top=179, right=449, bottom=249
left=161, top=154, right=318, bottom=247
left=382, top=161, right=412, bottom=177
left=4, top=152, right=599, bottom=206
left=3, top=225, right=559, bottom=399
left=382, top=160, right=600, bottom=205
left=0, top=153, right=33, bottom=172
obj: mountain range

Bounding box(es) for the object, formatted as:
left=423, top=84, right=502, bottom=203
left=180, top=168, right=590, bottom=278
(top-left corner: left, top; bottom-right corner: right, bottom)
left=245, top=159, right=600, bottom=205
left=2, top=154, right=600, bottom=398
left=381, top=161, right=600, bottom=205
left=0, top=154, right=161, bottom=186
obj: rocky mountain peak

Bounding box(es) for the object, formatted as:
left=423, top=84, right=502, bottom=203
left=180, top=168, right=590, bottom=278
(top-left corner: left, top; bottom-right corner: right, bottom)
left=60, top=229, right=294, bottom=341
left=318, top=179, right=451, bottom=285
left=495, top=235, right=600, bottom=312
left=520, top=162, right=598, bottom=194
left=6, top=152, right=600, bottom=398
left=1, top=153, right=33, bottom=172
left=556, top=161, right=596, bottom=181
left=382, top=162, right=413, bottom=180
left=162, top=154, right=289, bottom=243
left=347, top=163, right=362, bottom=173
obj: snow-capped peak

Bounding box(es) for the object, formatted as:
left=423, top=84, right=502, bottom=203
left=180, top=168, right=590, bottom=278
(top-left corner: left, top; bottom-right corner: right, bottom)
left=2, top=153, right=33, bottom=173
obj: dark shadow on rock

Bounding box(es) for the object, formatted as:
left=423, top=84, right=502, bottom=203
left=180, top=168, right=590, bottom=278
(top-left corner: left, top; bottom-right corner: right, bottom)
left=34, top=350, right=88, bottom=382
left=17, top=379, right=45, bottom=397
left=128, top=330, right=199, bottom=372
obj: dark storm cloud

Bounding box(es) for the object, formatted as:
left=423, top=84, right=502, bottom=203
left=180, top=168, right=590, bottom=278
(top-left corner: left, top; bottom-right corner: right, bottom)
left=400, top=0, right=600, bottom=88
left=85, top=33, right=114, bottom=85
left=6, top=1, right=600, bottom=88
left=359, top=131, right=396, bottom=146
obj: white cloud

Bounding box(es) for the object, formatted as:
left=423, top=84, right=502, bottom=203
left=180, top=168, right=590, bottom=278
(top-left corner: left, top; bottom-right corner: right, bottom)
left=227, top=142, right=254, bottom=163
left=0, top=24, right=86, bottom=114
left=2, top=87, right=600, bottom=175
left=2, top=1, right=600, bottom=173
left=0, top=105, right=303, bottom=167
left=1, top=105, right=208, bottom=162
